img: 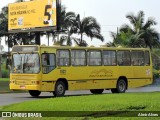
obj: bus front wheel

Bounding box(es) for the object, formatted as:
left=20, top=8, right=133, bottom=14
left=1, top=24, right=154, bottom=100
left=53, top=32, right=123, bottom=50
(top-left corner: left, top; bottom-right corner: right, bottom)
left=90, top=89, right=104, bottom=94
left=29, top=90, right=41, bottom=97
left=53, top=81, right=66, bottom=97
left=111, top=79, right=127, bottom=93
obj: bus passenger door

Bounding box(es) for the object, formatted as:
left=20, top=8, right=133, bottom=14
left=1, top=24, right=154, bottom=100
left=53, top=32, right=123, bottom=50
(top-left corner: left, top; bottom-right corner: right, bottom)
left=40, top=48, right=57, bottom=91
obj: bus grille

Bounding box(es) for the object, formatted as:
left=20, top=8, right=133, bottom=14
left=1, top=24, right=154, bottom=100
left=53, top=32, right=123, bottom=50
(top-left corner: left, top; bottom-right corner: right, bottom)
left=15, top=80, right=31, bottom=85
left=11, top=75, right=37, bottom=85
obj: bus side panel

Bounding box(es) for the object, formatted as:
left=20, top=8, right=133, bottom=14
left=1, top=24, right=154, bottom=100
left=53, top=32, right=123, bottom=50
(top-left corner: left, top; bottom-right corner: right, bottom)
left=86, top=79, right=117, bottom=89
left=69, top=66, right=118, bottom=90
left=128, top=66, right=153, bottom=88
left=40, top=81, right=56, bottom=92
left=68, top=66, right=88, bottom=90
left=117, top=66, right=153, bottom=88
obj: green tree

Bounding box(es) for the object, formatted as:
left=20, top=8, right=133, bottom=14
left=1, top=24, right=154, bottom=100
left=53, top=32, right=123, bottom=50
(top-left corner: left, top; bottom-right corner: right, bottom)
left=59, top=10, right=78, bottom=46
left=111, top=11, right=160, bottom=49
left=0, top=7, right=8, bottom=37
left=60, top=12, right=104, bottom=46
left=75, top=14, right=104, bottom=46
left=0, top=39, right=4, bottom=78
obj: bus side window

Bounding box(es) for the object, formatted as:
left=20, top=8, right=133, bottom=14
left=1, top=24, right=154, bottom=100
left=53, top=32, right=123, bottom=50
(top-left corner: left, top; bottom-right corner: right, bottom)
left=103, top=50, right=116, bottom=66
left=88, top=50, right=102, bottom=66
left=71, top=50, right=86, bottom=66
left=131, top=51, right=145, bottom=66
left=57, top=50, right=70, bottom=66
left=117, top=51, right=130, bottom=66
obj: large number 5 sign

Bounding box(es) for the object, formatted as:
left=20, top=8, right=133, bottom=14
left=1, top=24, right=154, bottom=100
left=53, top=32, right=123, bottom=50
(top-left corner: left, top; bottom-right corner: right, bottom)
left=44, top=5, right=52, bottom=25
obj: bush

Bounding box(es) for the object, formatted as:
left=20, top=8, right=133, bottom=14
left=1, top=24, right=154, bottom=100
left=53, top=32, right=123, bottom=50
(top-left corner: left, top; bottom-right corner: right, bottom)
left=1, top=61, right=9, bottom=78
left=153, top=69, right=160, bottom=85
left=2, top=69, right=9, bottom=78
left=153, top=69, right=160, bottom=79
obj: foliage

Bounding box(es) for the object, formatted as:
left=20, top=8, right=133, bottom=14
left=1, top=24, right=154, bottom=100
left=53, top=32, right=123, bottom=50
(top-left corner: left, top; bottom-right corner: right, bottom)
left=153, top=69, right=160, bottom=79
left=60, top=9, right=104, bottom=46
left=75, top=14, right=104, bottom=46
left=151, top=49, right=160, bottom=80
left=1, top=57, right=9, bottom=78
left=152, top=49, right=160, bottom=81
left=59, top=10, right=79, bottom=46
left=110, top=11, right=160, bottom=49
left=1, top=69, right=9, bottom=78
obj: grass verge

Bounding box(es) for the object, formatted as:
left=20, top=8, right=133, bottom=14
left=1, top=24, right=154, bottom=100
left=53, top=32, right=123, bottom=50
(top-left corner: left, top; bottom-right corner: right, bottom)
left=0, top=78, right=9, bottom=81
left=0, top=92, right=160, bottom=119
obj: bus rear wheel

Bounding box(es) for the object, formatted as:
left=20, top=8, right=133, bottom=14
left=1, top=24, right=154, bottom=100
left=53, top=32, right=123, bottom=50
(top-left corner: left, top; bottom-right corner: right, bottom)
left=111, top=79, right=127, bottom=93
left=29, top=90, right=41, bottom=97
left=90, top=89, right=104, bottom=94
left=53, top=81, right=66, bottom=97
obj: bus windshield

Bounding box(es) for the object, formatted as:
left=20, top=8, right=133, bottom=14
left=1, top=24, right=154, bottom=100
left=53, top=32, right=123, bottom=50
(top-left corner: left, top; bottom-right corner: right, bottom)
left=12, top=53, right=40, bottom=74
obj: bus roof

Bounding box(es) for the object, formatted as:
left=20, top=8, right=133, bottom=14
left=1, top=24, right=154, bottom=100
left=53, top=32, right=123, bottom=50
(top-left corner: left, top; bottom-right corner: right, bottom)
left=12, top=45, right=150, bottom=52
left=40, top=45, right=150, bottom=51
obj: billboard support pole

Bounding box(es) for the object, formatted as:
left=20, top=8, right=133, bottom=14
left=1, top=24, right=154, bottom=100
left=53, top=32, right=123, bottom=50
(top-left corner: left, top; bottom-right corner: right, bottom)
left=56, top=0, right=61, bottom=31
left=35, top=32, right=40, bottom=45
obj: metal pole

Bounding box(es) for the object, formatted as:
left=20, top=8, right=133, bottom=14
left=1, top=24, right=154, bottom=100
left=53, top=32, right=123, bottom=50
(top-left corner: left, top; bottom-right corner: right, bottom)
left=35, top=32, right=41, bottom=45
left=48, top=33, right=49, bottom=46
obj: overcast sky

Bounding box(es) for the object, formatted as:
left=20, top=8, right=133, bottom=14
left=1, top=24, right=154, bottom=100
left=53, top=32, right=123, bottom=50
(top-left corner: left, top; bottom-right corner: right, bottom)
left=1, top=0, right=160, bottom=49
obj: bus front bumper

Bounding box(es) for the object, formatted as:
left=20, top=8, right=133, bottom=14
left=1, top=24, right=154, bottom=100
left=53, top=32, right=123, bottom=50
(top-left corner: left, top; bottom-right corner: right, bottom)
left=10, top=83, right=40, bottom=91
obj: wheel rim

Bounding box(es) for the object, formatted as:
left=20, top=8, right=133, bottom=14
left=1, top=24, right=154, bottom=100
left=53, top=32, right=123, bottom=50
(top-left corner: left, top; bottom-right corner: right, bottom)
left=57, top=84, right=64, bottom=95
left=119, top=80, right=126, bottom=92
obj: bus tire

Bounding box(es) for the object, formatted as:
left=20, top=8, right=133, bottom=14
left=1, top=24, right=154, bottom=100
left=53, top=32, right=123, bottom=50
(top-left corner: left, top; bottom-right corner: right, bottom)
left=90, top=89, right=104, bottom=94
left=111, top=79, right=127, bottom=93
left=53, top=81, right=66, bottom=97
left=29, top=90, right=41, bottom=97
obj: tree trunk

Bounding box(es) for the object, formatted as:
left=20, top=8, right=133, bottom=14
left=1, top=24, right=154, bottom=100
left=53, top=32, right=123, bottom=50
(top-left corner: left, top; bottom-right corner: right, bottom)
left=35, top=32, right=41, bottom=45
left=80, top=33, right=83, bottom=46
left=67, top=32, right=71, bottom=46
left=6, top=36, right=10, bottom=52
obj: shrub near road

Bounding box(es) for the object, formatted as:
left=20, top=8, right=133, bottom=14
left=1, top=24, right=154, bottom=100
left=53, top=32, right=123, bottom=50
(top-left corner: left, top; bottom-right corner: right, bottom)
left=0, top=78, right=10, bottom=93
left=0, top=92, right=160, bottom=119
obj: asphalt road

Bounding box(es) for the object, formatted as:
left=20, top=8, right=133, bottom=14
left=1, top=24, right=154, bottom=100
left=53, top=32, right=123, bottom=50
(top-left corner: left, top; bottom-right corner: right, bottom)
left=0, top=86, right=160, bottom=106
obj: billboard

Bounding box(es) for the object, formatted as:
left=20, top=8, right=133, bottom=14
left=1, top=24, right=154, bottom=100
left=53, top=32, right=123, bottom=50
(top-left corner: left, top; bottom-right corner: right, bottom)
left=8, top=0, right=57, bottom=32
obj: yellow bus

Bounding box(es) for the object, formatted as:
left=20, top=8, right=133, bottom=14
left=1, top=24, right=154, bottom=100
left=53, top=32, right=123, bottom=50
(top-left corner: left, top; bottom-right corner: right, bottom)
left=10, top=45, right=153, bottom=97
